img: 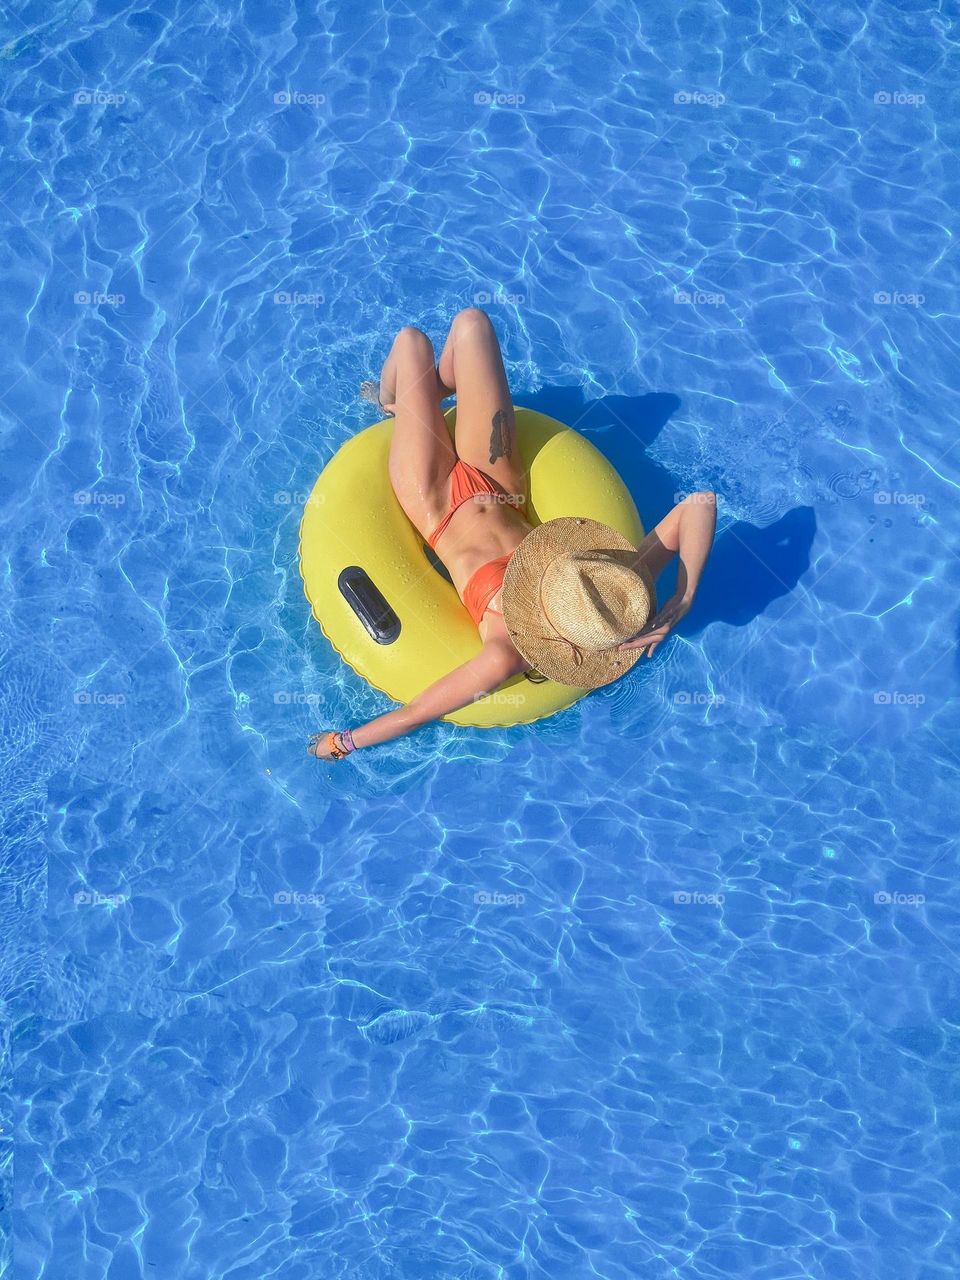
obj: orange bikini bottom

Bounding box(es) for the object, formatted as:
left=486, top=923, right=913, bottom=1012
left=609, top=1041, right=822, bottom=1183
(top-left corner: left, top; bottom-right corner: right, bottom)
left=426, top=460, right=524, bottom=626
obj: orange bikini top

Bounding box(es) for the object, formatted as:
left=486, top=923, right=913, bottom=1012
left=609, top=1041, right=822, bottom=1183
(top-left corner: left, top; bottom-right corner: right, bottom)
left=462, top=552, right=513, bottom=626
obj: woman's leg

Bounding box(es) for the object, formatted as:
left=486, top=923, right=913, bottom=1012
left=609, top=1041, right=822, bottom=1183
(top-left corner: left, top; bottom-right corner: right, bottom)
left=437, top=308, right=525, bottom=504
left=385, top=327, right=457, bottom=539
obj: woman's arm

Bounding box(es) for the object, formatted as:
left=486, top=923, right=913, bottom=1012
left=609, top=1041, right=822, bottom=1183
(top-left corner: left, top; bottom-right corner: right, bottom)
left=309, top=639, right=525, bottom=759
left=623, top=490, right=716, bottom=657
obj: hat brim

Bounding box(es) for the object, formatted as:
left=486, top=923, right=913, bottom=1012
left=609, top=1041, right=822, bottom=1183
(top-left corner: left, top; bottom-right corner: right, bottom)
left=501, top=517, right=651, bottom=689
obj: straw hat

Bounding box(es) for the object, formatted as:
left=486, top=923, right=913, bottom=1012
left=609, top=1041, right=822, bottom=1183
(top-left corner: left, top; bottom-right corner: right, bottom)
left=501, top=517, right=654, bottom=688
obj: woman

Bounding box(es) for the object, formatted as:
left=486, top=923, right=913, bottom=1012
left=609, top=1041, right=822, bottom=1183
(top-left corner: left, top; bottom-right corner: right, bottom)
left=310, top=309, right=716, bottom=760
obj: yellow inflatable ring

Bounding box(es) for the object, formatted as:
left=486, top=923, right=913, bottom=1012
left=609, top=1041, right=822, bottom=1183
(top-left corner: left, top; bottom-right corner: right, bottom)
left=299, top=407, right=643, bottom=728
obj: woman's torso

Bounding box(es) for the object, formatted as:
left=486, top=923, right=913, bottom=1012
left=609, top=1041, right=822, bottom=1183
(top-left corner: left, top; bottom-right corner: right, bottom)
left=432, top=496, right=532, bottom=602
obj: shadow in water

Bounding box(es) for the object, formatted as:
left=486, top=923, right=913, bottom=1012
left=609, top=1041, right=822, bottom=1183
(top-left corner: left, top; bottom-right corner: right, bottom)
left=516, top=385, right=816, bottom=636
left=683, top=506, right=816, bottom=635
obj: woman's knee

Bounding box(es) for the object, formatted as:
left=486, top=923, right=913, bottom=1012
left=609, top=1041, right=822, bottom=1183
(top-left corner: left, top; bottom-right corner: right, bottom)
left=450, top=307, right=494, bottom=342
left=392, top=325, right=435, bottom=366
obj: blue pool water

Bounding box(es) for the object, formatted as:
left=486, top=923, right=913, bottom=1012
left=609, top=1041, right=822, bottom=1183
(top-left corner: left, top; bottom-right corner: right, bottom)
left=3, top=1, right=959, bottom=1276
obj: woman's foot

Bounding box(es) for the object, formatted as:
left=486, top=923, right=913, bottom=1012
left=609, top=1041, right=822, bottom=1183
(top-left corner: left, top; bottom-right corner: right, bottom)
left=360, top=365, right=453, bottom=418
left=360, top=380, right=395, bottom=417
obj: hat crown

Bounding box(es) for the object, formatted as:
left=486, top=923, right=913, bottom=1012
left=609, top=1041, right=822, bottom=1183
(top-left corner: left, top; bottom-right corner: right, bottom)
left=501, top=515, right=650, bottom=689
left=540, top=550, right=650, bottom=651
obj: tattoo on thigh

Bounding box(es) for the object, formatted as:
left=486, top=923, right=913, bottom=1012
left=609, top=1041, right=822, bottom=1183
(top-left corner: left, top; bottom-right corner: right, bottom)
left=489, top=408, right=511, bottom=464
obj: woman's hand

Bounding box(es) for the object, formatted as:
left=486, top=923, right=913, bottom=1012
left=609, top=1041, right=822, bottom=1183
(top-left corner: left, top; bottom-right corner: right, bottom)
left=307, top=732, right=343, bottom=761
left=619, top=594, right=691, bottom=658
